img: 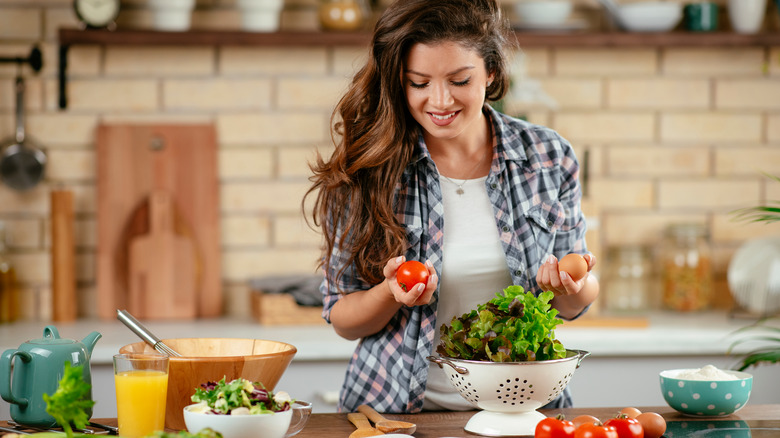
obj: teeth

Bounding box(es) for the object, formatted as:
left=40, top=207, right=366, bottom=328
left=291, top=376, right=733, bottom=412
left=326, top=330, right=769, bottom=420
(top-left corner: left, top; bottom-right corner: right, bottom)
left=431, top=112, right=456, bottom=120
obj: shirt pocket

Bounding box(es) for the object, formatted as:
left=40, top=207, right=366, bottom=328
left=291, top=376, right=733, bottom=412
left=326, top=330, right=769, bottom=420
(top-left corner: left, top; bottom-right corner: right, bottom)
left=523, top=200, right=565, bottom=259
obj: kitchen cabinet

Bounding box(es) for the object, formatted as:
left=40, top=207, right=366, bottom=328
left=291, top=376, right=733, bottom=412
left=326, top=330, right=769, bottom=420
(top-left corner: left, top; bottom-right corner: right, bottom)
left=1, top=312, right=779, bottom=419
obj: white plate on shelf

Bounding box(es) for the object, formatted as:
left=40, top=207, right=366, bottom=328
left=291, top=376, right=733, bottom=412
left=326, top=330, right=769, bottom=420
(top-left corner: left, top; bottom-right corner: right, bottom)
left=727, top=236, right=780, bottom=315
left=513, top=19, right=588, bottom=32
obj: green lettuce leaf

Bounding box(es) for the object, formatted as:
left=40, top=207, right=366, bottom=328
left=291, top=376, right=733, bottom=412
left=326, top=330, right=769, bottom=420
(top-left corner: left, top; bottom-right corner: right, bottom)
left=436, top=285, right=565, bottom=362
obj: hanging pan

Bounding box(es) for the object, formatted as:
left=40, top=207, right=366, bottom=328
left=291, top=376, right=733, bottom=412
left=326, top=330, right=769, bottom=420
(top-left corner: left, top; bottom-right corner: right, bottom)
left=0, top=75, right=46, bottom=191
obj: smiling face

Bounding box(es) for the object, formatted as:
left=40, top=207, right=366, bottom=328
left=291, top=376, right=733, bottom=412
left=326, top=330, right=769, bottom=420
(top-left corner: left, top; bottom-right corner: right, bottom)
left=403, top=41, right=495, bottom=147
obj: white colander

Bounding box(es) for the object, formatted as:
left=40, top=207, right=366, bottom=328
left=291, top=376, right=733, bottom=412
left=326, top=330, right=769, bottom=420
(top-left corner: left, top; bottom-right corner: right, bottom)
left=428, top=349, right=589, bottom=436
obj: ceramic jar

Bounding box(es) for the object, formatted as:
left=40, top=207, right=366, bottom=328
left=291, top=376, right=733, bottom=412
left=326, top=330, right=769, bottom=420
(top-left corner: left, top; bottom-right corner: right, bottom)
left=319, top=0, right=367, bottom=31
left=728, top=0, right=767, bottom=34
left=237, top=0, right=285, bottom=32
left=148, top=0, right=195, bottom=31
left=661, top=223, right=713, bottom=312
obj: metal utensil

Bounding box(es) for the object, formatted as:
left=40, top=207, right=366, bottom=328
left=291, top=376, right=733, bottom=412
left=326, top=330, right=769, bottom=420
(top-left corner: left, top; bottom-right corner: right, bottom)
left=0, top=74, right=46, bottom=191
left=88, top=422, right=119, bottom=435
left=116, top=309, right=181, bottom=357
left=6, top=420, right=93, bottom=434
left=357, top=405, right=416, bottom=435
left=0, top=425, right=31, bottom=435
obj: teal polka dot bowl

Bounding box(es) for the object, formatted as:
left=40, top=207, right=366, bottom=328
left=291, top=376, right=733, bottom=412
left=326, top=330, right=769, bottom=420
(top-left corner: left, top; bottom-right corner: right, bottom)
left=659, top=369, right=752, bottom=417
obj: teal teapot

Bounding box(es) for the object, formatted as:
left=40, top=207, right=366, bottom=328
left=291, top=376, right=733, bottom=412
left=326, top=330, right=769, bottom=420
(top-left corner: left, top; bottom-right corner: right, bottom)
left=0, top=325, right=101, bottom=427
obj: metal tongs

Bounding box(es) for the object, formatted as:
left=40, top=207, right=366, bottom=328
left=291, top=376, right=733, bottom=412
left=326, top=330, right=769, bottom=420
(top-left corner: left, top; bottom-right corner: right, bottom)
left=116, top=309, right=181, bottom=357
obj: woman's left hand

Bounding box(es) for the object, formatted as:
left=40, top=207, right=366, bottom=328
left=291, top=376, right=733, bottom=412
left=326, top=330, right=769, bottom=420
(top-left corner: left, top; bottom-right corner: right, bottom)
left=536, top=254, right=596, bottom=297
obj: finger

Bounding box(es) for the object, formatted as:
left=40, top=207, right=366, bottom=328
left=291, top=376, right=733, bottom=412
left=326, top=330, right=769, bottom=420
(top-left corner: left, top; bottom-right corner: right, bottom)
left=383, top=255, right=406, bottom=278
left=584, top=253, right=596, bottom=270
left=558, top=270, right=576, bottom=294
left=428, top=271, right=439, bottom=289
left=414, top=288, right=434, bottom=306
left=536, top=254, right=553, bottom=284
left=404, top=282, right=426, bottom=306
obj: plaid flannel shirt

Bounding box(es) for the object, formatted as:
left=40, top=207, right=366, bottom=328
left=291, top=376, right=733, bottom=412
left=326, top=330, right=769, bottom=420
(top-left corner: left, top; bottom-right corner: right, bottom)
left=320, top=106, right=588, bottom=413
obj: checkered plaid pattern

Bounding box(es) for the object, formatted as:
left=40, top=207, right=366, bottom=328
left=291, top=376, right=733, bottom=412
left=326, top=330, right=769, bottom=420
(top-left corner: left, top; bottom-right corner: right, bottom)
left=320, top=106, right=588, bottom=413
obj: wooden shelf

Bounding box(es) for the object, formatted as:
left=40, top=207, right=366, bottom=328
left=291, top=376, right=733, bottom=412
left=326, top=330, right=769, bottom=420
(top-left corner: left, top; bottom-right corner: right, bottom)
left=58, top=28, right=372, bottom=47
left=56, top=28, right=780, bottom=109
left=59, top=28, right=780, bottom=47
left=511, top=31, right=780, bottom=47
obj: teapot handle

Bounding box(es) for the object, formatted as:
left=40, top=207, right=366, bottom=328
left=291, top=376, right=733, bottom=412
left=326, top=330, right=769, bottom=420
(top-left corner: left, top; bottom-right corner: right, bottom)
left=0, top=349, right=32, bottom=407
left=43, top=325, right=60, bottom=339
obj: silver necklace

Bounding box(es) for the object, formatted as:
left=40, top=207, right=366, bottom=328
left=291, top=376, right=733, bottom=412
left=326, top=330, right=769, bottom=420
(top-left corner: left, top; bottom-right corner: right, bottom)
left=439, top=148, right=490, bottom=196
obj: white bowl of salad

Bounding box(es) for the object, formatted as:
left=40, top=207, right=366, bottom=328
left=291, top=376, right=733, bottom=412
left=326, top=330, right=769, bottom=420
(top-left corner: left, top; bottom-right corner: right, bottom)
left=183, top=377, right=311, bottom=438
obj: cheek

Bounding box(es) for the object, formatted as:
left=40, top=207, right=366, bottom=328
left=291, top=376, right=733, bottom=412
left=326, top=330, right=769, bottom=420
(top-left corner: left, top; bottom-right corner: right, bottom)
left=404, top=89, right=426, bottom=111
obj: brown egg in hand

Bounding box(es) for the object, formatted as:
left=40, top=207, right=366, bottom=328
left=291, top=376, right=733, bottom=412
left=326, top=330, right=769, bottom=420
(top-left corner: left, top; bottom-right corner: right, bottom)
left=558, top=253, right=588, bottom=282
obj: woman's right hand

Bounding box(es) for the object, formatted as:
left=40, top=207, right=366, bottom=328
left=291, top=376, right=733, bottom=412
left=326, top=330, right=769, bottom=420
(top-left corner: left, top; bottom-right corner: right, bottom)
left=384, top=256, right=438, bottom=307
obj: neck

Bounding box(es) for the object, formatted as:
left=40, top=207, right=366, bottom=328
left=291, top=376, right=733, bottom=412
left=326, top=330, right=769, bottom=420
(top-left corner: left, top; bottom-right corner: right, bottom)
left=427, top=112, right=493, bottom=180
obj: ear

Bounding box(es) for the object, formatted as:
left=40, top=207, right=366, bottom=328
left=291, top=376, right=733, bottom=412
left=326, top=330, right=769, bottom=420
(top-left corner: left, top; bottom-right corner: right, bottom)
left=486, top=71, right=496, bottom=87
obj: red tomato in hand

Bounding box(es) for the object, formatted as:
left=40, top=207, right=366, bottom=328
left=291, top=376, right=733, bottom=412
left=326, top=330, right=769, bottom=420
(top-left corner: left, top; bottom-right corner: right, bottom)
left=396, top=260, right=429, bottom=292
left=535, top=416, right=575, bottom=438
left=575, top=423, right=619, bottom=438
left=604, top=416, right=643, bottom=438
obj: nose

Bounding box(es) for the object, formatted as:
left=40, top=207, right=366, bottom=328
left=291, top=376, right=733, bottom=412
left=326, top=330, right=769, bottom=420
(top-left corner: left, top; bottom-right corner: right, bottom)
left=430, top=81, right=454, bottom=108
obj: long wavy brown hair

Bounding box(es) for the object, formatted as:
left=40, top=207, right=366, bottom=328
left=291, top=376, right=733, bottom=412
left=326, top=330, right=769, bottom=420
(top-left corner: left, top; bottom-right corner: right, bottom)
left=304, top=0, right=513, bottom=287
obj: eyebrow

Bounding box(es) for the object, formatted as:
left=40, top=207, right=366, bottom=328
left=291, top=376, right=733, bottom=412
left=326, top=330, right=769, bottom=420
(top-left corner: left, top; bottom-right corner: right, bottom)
left=404, top=65, right=475, bottom=78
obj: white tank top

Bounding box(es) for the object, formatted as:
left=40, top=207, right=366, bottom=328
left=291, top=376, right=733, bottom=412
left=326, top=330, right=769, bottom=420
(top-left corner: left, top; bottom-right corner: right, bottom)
left=424, top=175, right=514, bottom=410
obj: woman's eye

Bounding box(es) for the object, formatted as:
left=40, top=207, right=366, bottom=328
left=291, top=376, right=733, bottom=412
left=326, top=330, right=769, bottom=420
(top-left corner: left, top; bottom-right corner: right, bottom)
left=409, top=81, right=428, bottom=89
left=452, top=78, right=471, bottom=86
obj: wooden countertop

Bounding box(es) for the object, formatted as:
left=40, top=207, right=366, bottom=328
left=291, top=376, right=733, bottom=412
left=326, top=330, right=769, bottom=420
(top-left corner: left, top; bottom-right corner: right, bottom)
left=4, top=405, right=779, bottom=438
left=291, top=405, right=780, bottom=437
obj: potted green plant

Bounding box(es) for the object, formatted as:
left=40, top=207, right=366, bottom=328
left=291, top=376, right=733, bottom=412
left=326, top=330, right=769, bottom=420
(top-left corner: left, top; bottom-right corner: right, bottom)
left=731, top=173, right=780, bottom=224
left=727, top=173, right=780, bottom=370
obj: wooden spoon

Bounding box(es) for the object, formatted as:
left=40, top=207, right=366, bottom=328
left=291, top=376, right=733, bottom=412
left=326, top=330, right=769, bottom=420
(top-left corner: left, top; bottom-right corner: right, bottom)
left=358, top=404, right=417, bottom=434
left=347, top=412, right=384, bottom=438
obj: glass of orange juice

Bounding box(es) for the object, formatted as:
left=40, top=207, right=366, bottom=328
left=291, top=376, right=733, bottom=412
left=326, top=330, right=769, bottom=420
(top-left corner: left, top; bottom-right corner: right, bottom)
left=113, top=353, right=169, bottom=438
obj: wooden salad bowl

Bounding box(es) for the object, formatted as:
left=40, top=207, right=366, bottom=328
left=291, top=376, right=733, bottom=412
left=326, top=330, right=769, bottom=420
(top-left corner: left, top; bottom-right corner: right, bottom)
left=120, top=338, right=297, bottom=430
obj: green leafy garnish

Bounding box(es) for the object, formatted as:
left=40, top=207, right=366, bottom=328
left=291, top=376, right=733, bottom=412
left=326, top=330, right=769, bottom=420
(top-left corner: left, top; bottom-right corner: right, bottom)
left=190, top=377, right=292, bottom=415
left=437, top=286, right=566, bottom=362
left=43, top=362, right=94, bottom=438
left=145, top=428, right=223, bottom=438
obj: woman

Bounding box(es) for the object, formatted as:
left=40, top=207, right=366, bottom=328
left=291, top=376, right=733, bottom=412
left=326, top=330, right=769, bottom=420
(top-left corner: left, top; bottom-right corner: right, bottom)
left=304, top=0, right=599, bottom=413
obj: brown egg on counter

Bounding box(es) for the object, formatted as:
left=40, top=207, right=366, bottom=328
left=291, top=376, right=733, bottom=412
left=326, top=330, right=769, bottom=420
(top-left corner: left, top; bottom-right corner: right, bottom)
left=636, top=412, right=666, bottom=438
left=558, top=253, right=588, bottom=281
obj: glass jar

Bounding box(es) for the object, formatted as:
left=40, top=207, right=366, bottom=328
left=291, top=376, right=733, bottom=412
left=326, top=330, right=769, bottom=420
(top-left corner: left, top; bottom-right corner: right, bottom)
left=661, top=223, right=712, bottom=312
left=0, top=221, right=18, bottom=323
left=319, top=0, right=367, bottom=31
left=603, top=246, right=652, bottom=312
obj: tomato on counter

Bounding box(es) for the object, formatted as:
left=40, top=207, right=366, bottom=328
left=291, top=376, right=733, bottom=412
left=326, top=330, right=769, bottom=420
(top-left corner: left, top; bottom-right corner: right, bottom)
left=603, top=416, right=643, bottom=438
left=574, top=423, right=619, bottom=438
left=535, top=416, right=576, bottom=438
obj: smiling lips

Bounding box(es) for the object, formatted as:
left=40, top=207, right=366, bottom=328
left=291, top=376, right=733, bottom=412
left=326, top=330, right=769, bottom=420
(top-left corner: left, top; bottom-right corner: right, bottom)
left=428, top=110, right=460, bottom=126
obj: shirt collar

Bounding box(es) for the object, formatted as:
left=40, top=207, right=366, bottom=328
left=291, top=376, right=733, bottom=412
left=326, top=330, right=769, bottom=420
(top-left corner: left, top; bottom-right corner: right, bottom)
left=484, top=105, right=528, bottom=164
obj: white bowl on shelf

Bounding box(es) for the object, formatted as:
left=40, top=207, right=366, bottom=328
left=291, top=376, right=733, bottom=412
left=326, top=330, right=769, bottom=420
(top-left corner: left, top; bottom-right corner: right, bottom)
left=617, top=1, right=683, bottom=32
left=514, top=1, right=573, bottom=27
left=237, top=0, right=284, bottom=32
left=148, top=0, right=195, bottom=32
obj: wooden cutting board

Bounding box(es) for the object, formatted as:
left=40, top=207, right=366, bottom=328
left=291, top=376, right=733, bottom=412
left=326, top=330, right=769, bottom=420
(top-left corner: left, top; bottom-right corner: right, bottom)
left=96, top=124, right=221, bottom=320
left=128, top=191, right=197, bottom=319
